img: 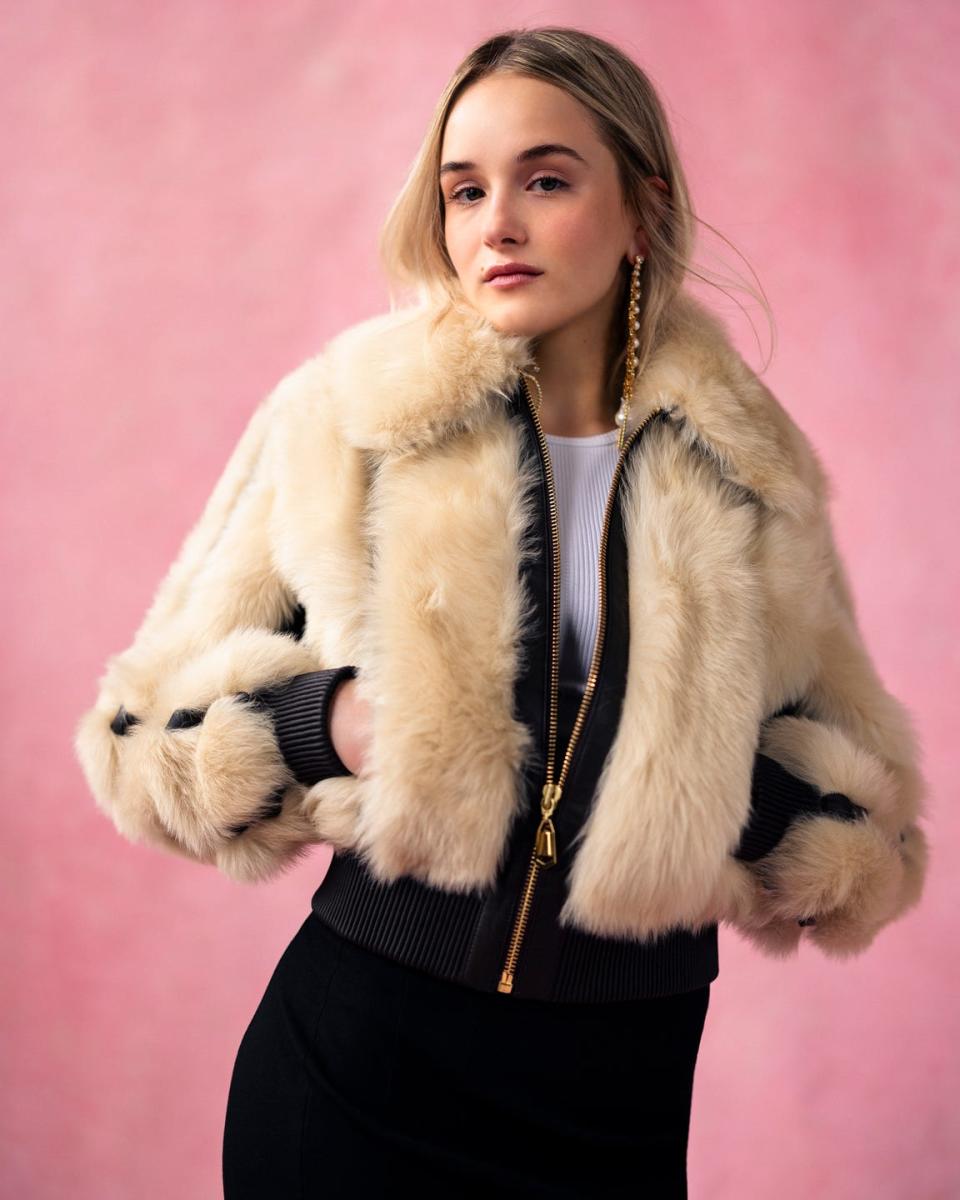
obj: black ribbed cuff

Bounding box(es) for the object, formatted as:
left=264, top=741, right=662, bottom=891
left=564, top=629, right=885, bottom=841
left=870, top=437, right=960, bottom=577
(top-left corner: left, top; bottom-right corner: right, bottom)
left=732, top=752, right=825, bottom=862
left=732, top=754, right=870, bottom=863
left=248, top=667, right=358, bottom=785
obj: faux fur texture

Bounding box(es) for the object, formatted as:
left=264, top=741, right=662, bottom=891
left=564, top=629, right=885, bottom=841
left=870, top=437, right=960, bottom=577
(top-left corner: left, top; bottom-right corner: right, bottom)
left=74, top=628, right=323, bottom=880
left=74, top=290, right=930, bottom=959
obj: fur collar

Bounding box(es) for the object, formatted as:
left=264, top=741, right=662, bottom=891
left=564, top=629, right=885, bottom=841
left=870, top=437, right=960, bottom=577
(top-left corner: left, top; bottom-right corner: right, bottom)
left=326, top=289, right=826, bottom=519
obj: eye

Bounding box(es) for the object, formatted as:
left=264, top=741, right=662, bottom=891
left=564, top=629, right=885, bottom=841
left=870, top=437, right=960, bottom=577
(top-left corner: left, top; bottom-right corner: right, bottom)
left=531, top=174, right=568, bottom=196
left=446, top=174, right=570, bottom=206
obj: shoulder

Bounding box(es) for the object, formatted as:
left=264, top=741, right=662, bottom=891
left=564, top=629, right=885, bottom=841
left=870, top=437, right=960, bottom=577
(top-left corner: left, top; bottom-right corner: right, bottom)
left=638, top=292, right=833, bottom=523
left=267, top=299, right=536, bottom=457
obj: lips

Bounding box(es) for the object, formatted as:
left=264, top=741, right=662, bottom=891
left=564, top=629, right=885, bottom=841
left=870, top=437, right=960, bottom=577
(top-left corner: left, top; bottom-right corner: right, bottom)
left=483, top=262, right=542, bottom=282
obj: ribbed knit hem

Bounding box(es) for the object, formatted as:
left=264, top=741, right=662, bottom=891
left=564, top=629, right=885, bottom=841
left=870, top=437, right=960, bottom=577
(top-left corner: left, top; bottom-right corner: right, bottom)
left=552, top=920, right=718, bottom=1002
left=253, top=667, right=357, bottom=785
left=311, top=851, right=720, bottom=1002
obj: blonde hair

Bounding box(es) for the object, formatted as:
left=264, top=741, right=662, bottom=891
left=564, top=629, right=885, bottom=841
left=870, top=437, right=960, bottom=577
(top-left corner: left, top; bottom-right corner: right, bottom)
left=378, top=26, right=775, bottom=410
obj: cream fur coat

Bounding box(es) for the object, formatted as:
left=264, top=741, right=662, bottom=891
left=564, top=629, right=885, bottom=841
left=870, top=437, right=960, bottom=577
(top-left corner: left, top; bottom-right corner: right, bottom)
left=74, top=290, right=930, bottom=962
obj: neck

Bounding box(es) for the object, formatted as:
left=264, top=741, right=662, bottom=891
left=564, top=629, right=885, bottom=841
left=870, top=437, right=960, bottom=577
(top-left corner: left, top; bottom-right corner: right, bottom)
left=528, top=272, right=627, bottom=437
left=530, top=327, right=619, bottom=438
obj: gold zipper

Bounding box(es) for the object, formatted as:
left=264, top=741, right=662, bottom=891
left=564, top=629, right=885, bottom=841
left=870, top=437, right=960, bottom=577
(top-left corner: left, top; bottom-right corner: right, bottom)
left=497, top=377, right=664, bottom=994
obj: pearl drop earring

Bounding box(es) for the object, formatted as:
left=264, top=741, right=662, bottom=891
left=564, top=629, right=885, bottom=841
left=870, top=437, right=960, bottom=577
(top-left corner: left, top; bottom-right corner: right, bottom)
left=615, top=253, right=644, bottom=453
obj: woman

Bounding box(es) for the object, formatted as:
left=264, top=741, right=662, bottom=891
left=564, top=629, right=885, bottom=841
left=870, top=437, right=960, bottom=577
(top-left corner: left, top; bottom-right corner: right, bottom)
left=74, top=26, right=929, bottom=1199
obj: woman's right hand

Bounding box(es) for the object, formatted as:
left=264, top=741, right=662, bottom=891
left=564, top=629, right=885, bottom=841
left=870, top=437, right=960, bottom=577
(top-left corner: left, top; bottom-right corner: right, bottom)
left=328, top=675, right=373, bottom=776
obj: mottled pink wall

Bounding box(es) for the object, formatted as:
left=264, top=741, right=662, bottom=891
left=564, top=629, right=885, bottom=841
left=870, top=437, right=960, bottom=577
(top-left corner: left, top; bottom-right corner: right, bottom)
left=2, top=3, right=957, bottom=1197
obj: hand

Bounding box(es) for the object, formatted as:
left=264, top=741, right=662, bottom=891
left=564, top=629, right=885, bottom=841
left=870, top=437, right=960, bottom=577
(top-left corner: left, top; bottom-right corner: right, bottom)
left=328, top=675, right=373, bottom=776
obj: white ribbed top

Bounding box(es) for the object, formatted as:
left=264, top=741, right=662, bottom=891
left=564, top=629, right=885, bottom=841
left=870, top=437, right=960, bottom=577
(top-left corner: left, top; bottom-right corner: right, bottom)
left=543, top=428, right=621, bottom=703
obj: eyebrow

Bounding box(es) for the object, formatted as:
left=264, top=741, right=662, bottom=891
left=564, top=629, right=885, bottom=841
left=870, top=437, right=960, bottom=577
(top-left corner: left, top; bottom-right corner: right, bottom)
left=439, top=143, right=588, bottom=178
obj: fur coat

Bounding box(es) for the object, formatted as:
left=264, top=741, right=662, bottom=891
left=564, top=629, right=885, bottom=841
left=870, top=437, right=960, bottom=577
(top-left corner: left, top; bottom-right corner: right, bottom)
left=74, top=289, right=930, bottom=962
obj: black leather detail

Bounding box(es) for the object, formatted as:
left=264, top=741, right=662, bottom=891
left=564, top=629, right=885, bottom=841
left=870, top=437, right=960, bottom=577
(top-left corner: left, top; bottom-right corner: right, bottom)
left=819, top=792, right=868, bottom=821
left=763, top=697, right=807, bottom=722
left=224, top=785, right=286, bottom=838
left=109, top=705, right=140, bottom=736
left=666, top=413, right=761, bottom=508
left=260, top=788, right=286, bottom=819
left=165, top=707, right=207, bottom=730
left=276, top=602, right=307, bottom=641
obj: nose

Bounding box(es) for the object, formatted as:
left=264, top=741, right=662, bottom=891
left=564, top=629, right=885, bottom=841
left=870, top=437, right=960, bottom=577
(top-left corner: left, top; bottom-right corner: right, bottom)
left=481, top=187, right=527, bottom=251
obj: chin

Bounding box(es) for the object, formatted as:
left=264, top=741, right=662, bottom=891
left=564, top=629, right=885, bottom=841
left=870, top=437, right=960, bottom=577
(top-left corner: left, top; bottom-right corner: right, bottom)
left=475, top=305, right=544, bottom=340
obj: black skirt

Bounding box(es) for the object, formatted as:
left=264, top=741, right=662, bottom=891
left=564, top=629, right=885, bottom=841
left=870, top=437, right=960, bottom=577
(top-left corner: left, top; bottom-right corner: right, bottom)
left=222, top=909, right=711, bottom=1199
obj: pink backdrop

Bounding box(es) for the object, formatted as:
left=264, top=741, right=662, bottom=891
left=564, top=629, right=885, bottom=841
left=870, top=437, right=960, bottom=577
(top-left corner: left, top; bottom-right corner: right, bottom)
left=2, top=3, right=957, bottom=1196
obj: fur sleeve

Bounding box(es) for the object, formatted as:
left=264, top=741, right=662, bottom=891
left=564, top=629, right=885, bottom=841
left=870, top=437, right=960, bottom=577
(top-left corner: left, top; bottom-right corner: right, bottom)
left=73, top=358, right=335, bottom=883
left=722, top=517, right=931, bottom=960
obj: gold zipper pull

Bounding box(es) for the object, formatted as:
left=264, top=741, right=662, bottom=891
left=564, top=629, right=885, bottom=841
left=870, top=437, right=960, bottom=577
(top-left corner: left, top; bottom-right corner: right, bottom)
left=541, top=781, right=562, bottom=813
left=534, top=818, right=557, bottom=867
left=534, top=782, right=562, bottom=867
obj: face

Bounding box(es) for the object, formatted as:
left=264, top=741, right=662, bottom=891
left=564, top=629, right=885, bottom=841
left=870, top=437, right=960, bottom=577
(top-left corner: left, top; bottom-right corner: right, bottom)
left=439, top=72, right=646, bottom=340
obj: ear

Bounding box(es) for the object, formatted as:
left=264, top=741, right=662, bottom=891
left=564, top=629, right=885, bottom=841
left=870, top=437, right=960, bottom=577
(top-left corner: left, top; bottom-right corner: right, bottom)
left=628, top=176, right=670, bottom=261
left=628, top=231, right=650, bottom=261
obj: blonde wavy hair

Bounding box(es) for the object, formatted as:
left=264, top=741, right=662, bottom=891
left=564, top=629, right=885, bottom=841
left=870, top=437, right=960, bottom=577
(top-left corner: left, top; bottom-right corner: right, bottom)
left=378, top=25, right=775, bottom=409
